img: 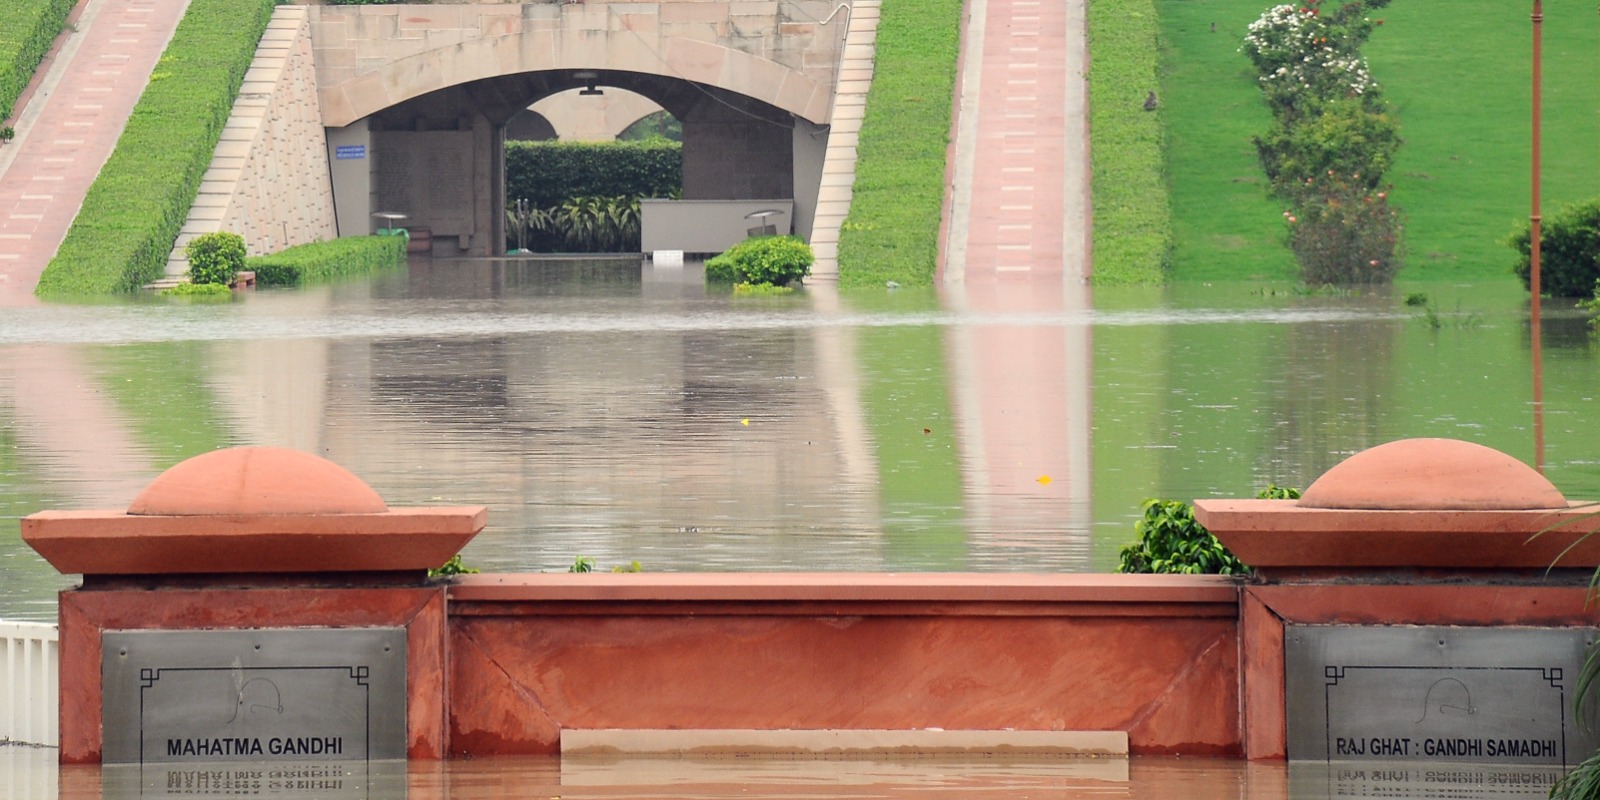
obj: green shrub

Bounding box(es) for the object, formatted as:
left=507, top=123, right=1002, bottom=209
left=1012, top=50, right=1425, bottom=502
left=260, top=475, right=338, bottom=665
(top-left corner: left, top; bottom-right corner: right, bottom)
left=0, top=0, right=76, bottom=123
left=35, top=0, right=275, bottom=297
left=185, top=231, right=244, bottom=285
left=247, top=236, right=405, bottom=286
left=1117, top=485, right=1300, bottom=575
left=428, top=554, right=478, bottom=578
left=705, top=236, right=813, bottom=286
left=1286, top=178, right=1402, bottom=285
left=504, top=140, right=680, bottom=209
left=1255, top=99, right=1400, bottom=198
left=1512, top=196, right=1600, bottom=298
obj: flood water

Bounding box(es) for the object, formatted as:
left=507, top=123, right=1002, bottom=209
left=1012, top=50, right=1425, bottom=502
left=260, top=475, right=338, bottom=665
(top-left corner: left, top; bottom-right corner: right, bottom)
left=2, top=258, right=1599, bottom=620
left=0, top=746, right=1576, bottom=800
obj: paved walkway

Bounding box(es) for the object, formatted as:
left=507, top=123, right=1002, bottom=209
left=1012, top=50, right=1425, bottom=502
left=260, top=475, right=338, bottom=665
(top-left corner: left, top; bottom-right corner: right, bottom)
left=942, top=0, right=1088, bottom=283
left=0, top=0, right=189, bottom=307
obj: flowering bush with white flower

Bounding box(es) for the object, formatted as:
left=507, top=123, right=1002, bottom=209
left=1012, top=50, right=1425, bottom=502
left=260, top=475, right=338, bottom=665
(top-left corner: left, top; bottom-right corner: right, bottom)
left=1241, top=1, right=1386, bottom=118
left=1243, top=0, right=1400, bottom=284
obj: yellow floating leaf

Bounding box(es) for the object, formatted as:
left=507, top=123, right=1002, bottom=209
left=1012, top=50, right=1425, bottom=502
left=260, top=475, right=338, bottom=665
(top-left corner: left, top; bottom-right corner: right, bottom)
left=1037, top=475, right=1052, bottom=486
left=740, top=418, right=750, bottom=426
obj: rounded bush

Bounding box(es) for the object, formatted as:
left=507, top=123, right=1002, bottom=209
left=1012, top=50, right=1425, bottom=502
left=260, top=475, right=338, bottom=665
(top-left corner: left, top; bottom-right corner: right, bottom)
left=185, top=231, right=245, bottom=286
left=1511, top=197, right=1600, bottom=298
left=704, top=236, right=813, bottom=287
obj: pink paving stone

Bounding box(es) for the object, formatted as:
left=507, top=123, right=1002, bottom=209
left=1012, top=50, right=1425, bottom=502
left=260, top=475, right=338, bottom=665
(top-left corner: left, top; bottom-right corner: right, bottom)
left=953, top=0, right=1072, bottom=280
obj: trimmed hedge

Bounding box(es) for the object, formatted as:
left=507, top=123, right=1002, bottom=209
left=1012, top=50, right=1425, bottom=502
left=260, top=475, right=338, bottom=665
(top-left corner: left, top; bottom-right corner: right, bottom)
left=836, top=0, right=963, bottom=288
left=0, top=0, right=76, bottom=123
left=1084, top=0, right=1169, bottom=286
left=0, top=0, right=75, bottom=122
left=504, top=140, right=681, bottom=209
left=247, top=236, right=406, bottom=286
left=35, top=0, right=276, bottom=297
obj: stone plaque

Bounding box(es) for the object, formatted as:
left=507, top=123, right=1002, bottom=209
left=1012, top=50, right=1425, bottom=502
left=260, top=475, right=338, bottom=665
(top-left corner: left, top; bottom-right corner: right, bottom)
left=1286, top=625, right=1599, bottom=765
left=102, top=629, right=406, bottom=765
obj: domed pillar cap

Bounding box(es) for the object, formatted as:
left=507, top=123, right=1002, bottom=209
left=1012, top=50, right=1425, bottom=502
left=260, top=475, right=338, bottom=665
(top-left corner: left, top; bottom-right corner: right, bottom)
left=1297, top=438, right=1566, bottom=510
left=128, top=446, right=390, bottom=516
left=1193, top=439, right=1597, bottom=571
left=22, top=447, right=486, bottom=576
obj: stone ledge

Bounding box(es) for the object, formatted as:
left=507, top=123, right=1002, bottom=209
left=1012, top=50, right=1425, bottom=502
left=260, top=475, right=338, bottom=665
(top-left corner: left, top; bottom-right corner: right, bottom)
left=448, top=572, right=1239, bottom=609
left=1195, top=499, right=1600, bottom=569
left=561, top=728, right=1129, bottom=756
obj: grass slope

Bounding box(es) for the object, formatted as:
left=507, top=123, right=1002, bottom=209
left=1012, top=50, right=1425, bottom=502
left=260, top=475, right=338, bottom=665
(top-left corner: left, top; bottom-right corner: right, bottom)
left=837, top=0, right=964, bottom=288
left=1157, top=0, right=1600, bottom=284
left=1156, top=0, right=1295, bottom=282
left=1368, top=0, right=1600, bottom=281
left=1087, top=0, right=1171, bottom=285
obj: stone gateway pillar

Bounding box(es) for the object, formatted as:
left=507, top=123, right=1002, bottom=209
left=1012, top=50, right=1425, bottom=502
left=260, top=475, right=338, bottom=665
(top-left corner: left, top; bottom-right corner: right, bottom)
left=21, top=447, right=485, bottom=765
left=1196, top=438, right=1600, bottom=768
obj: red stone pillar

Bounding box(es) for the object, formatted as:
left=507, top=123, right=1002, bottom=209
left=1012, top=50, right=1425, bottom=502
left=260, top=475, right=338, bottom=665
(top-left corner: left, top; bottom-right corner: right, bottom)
left=21, top=447, right=485, bottom=763
left=1195, top=438, right=1600, bottom=761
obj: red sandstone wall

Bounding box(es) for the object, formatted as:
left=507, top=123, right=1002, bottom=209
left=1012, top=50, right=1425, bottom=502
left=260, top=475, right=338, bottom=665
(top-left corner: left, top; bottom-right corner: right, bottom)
left=443, top=574, right=1241, bottom=756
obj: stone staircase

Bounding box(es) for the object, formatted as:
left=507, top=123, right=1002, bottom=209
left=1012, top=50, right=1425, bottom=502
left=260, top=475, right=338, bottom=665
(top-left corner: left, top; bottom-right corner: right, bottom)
left=806, top=0, right=881, bottom=282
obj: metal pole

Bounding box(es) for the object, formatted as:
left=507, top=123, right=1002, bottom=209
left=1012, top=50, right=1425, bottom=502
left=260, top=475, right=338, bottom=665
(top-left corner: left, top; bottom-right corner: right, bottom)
left=1530, top=0, right=1546, bottom=473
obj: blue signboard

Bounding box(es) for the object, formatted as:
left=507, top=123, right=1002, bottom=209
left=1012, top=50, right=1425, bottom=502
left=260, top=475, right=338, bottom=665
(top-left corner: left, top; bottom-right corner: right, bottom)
left=335, top=145, right=367, bottom=160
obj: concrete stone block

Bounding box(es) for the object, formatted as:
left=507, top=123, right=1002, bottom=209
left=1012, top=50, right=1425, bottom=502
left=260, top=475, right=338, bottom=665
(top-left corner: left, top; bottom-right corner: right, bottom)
left=661, top=2, right=730, bottom=25
left=662, top=37, right=728, bottom=85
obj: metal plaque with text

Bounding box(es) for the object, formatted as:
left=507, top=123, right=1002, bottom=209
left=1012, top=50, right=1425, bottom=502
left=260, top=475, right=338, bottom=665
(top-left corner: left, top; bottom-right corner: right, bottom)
left=102, top=628, right=406, bottom=765
left=1286, top=625, right=1598, bottom=766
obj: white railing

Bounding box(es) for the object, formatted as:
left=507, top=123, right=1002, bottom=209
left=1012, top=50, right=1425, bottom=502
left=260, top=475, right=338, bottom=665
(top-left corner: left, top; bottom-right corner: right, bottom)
left=0, top=620, right=58, bottom=747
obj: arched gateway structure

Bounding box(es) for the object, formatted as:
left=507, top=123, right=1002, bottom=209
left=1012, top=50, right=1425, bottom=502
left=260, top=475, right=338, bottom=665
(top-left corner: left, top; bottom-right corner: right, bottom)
left=310, top=3, right=844, bottom=255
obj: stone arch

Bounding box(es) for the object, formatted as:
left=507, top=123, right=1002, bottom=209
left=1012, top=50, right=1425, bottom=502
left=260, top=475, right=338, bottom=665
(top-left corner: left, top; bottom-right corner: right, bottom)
left=318, top=28, right=832, bottom=128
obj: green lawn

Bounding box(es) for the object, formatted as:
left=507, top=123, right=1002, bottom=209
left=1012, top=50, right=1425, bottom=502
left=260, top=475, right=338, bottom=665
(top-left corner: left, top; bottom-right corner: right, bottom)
left=1157, top=0, right=1600, bottom=284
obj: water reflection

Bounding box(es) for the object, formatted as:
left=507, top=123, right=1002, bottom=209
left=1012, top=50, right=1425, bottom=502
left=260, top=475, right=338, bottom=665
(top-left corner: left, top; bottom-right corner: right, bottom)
left=2, top=259, right=1598, bottom=621
left=15, top=749, right=1268, bottom=800
left=1, top=750, right=1571, bottom=800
